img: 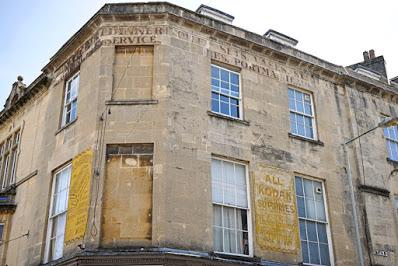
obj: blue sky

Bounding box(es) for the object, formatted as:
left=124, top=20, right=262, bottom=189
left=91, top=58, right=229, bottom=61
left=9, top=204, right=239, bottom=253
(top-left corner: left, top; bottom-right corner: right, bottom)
left=1, top=0, right=397, bottom=107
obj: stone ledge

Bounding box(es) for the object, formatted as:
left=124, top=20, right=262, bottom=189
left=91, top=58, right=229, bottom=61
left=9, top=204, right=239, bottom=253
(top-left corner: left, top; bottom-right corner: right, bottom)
left=358, top=184, right=390, bottom=198
left=207, top=111, right=250, bottom=126
left=288, top=133, right=324, bottom=146
left=55, top=118, right=78, bottom=136
left=106, top=99, right=159, bottom=105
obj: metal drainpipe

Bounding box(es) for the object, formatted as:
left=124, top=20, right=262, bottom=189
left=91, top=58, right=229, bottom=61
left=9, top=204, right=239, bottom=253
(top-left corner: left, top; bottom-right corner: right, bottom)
left=343, top=144, right=365, bottom=266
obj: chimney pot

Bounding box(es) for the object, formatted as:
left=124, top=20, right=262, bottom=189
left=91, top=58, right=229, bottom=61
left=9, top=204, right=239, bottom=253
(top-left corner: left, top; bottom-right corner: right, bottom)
left=363, top=51, right=370, bottom=62
left=369, top=49, right=376, bottom=59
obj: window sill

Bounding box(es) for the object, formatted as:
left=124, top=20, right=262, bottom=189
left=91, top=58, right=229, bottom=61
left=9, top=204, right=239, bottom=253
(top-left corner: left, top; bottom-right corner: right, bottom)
left=55, top=118, right=77, bottom=136
left=207, top=111, right=250, bottom=126
left=288, top=133, right=324, bottom=146
left=106, top=99, right=159, bottom=105
left=387, top=158, right=398, bottom=167
left=210, top=251, right=256, bottom=262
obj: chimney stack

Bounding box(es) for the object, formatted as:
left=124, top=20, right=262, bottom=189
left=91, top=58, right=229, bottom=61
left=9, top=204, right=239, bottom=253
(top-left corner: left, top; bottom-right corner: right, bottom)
left=369, top=49, right=376, bottom=59
left=363, top=51, right=370, bottom=62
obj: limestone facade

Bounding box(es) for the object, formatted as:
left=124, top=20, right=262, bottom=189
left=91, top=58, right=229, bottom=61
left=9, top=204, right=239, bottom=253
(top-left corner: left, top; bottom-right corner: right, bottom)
left=0, top=2, right=397, bottom=266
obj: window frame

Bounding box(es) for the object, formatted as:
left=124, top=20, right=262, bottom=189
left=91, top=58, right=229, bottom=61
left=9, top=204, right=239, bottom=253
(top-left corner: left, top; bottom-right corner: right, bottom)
left=295, top=175, right=334, bottom=266
left=211, top=157, right=253, bottom=257
left=210, top=64, right=243, bottom=120
left=288, top=87, right=318, bottom=140
left=61, top=72, right=80, bottom=127
left=44, top=164, right=72, bottom=263
left=0, top=130, right=21, bottom=190
left=0, top=223, right=4, bottom=242
left=383, top=123, right=398, bottom=162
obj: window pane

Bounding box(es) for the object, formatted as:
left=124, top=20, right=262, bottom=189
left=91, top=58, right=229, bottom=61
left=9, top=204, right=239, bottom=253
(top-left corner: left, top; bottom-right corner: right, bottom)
left=235, top=165, right=246, bottom=186
left=313, top=181, right=323, bottom=201
left=211, top=78, right=219, bottom=87
left=212, top=159, right=222, bottom=183
left=320, top=243, right=331, bottom=266
left=212, top=182, right=223, bottom=203
left=309, top=242, right=320, bottom=265
left=290, top=113, right=297, bottom=134
left=211, top=66, right=219, bottom=78
left=297, top=197, right=306, bottom=218
left=316, top=201, right=326, bottom=222
left=306, top=199, right=316, bottom=220
left=213, top=226, right=223, bottom=252
left=236, top=188, right=247, bottom=208
left=299, top=220, right=307, bottom=240
left=304, top=103, right=312, bottom=115
left=213, top=205, right=222, bottom=226
left=237, top=209, right=248, bottom=231
left=223, top=162, right=234, bottom=185
left=224, top=229, right=236, bottom=253
left=220, top=69, right=229, bottom=82
left=306, top=221, right=317, bottom=242
left=230, top=73, right=239, bottom=85
left=296, top=100, right=304, bottom=113
left=295, top=177, right=303, bottom=196
left=317, top=223, right=328, bottom=243
left=221, top=102, right=229, bottom=116
left=297, top=124, right=305, bottom=136
left=288, top=88, right=295, bottom=99
left=230, top=104, right=238, bottom=118
left=303, top=180, right=314, bottom=199
left=289, top=98, right=295, bottom=110
left=301, top=240, right=309, bottom=264
left=212, top=99, right=220, bottom=113
left=224, top=184, right=235, bottom=205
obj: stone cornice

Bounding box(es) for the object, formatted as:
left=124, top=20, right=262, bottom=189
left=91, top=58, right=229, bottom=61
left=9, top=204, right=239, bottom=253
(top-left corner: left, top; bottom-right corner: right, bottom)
left=3, top=2, right=398, bottom=126
left=41, top=2, right=397, bottom=96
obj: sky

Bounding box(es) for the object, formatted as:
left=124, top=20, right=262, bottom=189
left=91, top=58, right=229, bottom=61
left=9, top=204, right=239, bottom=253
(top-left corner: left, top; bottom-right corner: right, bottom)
left=0, top=0, right=397, bottom=106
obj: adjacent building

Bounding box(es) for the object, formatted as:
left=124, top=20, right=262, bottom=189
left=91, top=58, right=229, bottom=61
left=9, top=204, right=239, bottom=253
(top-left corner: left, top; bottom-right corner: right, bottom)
left=0, top=2, right=397, bottom=265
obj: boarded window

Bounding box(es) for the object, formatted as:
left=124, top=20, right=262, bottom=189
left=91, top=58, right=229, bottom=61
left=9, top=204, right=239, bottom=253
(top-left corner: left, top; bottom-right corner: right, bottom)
left=113, top=46, right=153, bottom=100
left=101, top=144, right=153, bottom=246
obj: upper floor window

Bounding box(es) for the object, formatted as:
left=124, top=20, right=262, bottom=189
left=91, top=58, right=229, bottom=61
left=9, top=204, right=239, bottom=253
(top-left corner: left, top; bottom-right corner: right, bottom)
left=62, top=73, right=79, bottom=127
left=295, top=176, right=332, bottom=266
left=211, top=65, right=241, bottom=119
left=384, top=125, right=398, bottom=161
left=45, top=164, right=71, bottom=262
left=211, top=158, right=251, bottom=256
left=289, top=88, right=316, bottom=139
left=0, top=130, right=21, bottom=189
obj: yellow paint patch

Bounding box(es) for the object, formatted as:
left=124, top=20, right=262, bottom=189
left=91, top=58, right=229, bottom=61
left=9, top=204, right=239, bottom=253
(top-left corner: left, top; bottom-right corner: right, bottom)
left=65, top=149, right=93, bottom=243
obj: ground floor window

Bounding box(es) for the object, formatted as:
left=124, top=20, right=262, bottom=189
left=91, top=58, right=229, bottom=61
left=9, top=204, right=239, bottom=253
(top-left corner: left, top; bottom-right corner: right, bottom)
left=45, top=164, right=71, bottom=261
left=211, top=158, right=251, bottom=255
left=295, top=176, right=332, bottom=266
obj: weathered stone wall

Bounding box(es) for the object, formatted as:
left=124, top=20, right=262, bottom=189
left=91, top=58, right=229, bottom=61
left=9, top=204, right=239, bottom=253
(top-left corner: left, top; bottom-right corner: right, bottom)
left=0, top=9, right=396, bottom=266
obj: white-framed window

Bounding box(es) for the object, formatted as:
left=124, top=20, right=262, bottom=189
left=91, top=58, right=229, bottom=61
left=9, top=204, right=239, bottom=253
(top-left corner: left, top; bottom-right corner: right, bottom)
left=211, top=158, right=252, bottom=256
left=0, top=130, right=21, bottom=189
left=62, top=73, right=79, bottom=126
left=289, top=88, right=316, bottom=139
left=0, top=223, right=4, bottom=242
left=44, top=164, right=71, bottom=262
left=295, top=176, right=333, bottom=266
left=383, top=124, right=398, bottom=161
left=211, top=65, right=242, bottom=119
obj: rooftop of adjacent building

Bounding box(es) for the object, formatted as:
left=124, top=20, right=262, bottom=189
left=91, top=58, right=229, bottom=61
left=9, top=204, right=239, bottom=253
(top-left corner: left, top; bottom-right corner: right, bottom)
left=1, top=1, right=398, bottom=120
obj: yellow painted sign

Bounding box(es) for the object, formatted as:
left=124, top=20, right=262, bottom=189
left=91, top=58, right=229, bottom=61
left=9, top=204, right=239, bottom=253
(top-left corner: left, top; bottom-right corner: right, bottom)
left=65, top=149, right=93, bottom=243
left=254, top=165, right=300, bottom=254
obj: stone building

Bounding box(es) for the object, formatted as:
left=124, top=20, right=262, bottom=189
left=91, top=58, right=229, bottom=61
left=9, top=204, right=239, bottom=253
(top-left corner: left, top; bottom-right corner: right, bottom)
left=0, top=2, right=397, bottom=265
